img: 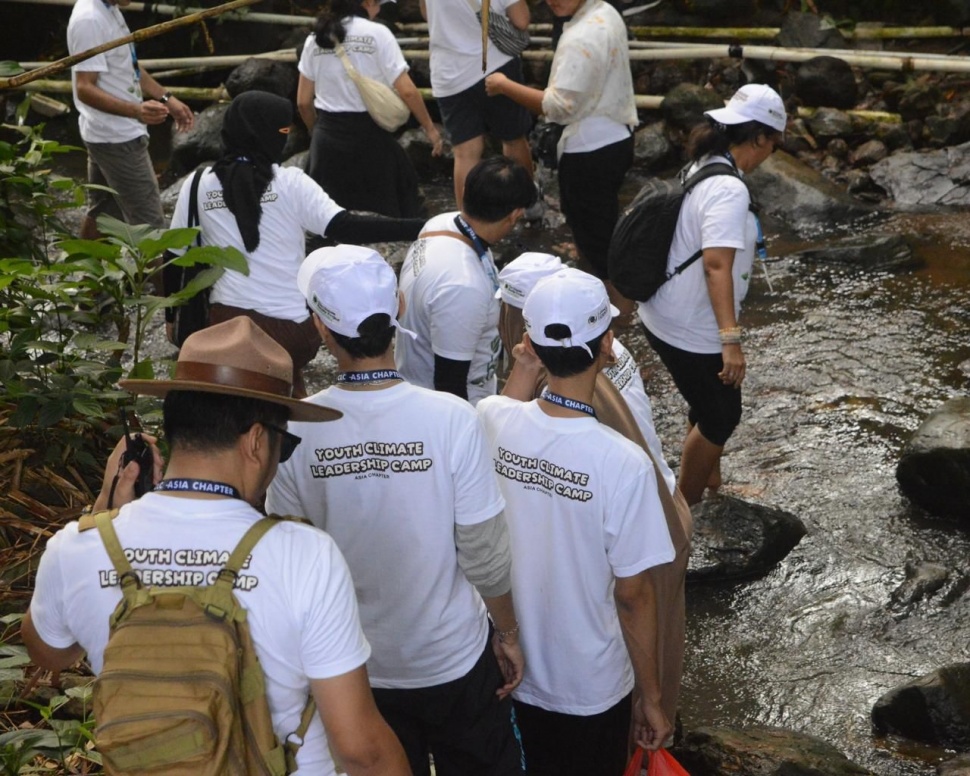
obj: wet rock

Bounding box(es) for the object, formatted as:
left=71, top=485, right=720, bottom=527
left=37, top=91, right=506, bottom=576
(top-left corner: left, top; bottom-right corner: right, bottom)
left=870, top=141, right=970, bottom=207
left=844, top=169, right=876, bottom=196
left=804, top=107, right=854, bottom=141
left=925, top=102, right=970, bottom=147
left=687, top=495, right=806, bottom=582
left=648, top=62, right=694, bottom=97
left=939, top=753, right=970, bottom=775
left=662, top=83, right=724, bottom=138
left=680, top=0, right=754, bottom=18
left=776, top=12, right=847, bottom=50
left=399, top=127, right=452, bottom=180
left=795, top=56, right=858, bottom=109
left=224, top=58, right=298, bottom=100
left=746, top=150, right=875, bottom=234
left=674, top=725, right=872, bottom=776
left=872, top=122, right=913, bottom=152
left=169, top=103, right=229, bottom=177
left=872, top=663, right=970, bottom=748
left=890, top=561, right=950, bottom=607
left=827, top=138, right=849, bottom=161
left=633, top=122, right=673, bottom=171
left=849, top=140, right=888, bottom=167
left=896, top=397, right=970, bottom=518
left=791, top=234, right=919, bottom=272
left=886, top=78, right=943, bottom=123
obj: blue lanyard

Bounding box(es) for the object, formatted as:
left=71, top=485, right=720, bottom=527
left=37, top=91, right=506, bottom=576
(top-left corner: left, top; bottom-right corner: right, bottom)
left=155, top=479, right=243, bottom=499
left=454, top=215, right=499, bottom=292
left=336, top=370, right=403, bottom=384
left=540, top=389, right=597, bottom=418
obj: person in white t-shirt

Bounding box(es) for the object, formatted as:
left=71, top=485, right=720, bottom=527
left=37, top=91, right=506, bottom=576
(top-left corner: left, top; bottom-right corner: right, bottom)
left=267, top=245, right=525, bottom=776
left=494, top=254, right=692, bottom=731
left=396, top=155, right=536, bottom=404
left=68, top=0, right=194, bottom=240
left=419, top=0, right=534, bottom=210
left=296, top=0, right=443, bottom=218
left=478, top=268, right=675, bottom=776
left=165, top=90, right=424, bottom=396
left=485, top=0, right=636, bottom=295
left=22, top=316, right=410, bottom=776
left=638, top=83, right=786, bottom=505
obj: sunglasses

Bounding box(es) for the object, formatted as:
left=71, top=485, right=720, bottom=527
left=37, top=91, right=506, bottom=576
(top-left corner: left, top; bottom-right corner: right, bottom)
left=263, top=422, right=302, bottom=463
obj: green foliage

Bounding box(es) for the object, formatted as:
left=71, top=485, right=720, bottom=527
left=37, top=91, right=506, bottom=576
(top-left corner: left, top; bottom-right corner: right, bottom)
left=0, top=116, right=247, bottom=468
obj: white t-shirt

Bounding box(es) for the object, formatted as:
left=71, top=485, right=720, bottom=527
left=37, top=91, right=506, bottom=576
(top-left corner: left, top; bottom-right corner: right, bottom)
left=638, top=156, right=756, bottom=353
left=68, top=0, right=146, bottom=144
left=29, top=494, right=370, bottom=776
left=605, top=339, right=676, bottom=496
left=170, top=166, right=344, bottom=321
left=396, top=212, right=501, bottom=405
left=298, top=19, right=409, bottom=113
left=266, top=382, right=503, bottom=688
left=424, top=0, right=518, bottom=97
left=477, top=397, right=675, bottom=715
left=541, top=0, right=637, bottom=156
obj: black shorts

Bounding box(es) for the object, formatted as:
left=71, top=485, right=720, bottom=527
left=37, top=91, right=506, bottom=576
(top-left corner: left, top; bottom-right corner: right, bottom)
left=644, top=326, right=742, bottom=446
left=513, top=692, right=632, bottom=776
left=370, top=638, right=525, bottom=776
left=438, top=58, right=533, bottom=146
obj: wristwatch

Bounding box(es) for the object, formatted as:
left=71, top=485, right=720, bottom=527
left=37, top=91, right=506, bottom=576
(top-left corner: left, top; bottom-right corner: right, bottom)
left=159, top=92, right=172, bottom=103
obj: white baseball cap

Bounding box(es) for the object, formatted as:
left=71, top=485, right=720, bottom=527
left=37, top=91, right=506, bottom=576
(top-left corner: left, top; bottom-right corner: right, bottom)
left=297, top=245, right=415, bottom=340
left=495, top=252, right=563, bottom=308
left=705, top=83, right=787, bottom=134
left=523, top=268, right=619, bottom=358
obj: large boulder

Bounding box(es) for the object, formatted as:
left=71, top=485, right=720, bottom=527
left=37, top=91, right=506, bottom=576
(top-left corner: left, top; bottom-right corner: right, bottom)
left=687, top=495, right=806, bottom=582
left=169, top=103, right=229, bottom=177
left=224, top=58, right=298, bottom=100
left=674, top=726, right=872, bottom=776
left=791, top=233, right=921, bottom=273
left=662, top=83, right=725, bottom=139
left=746, top=150, right=875, bottom=235
left=776, top=12, right=847, bottom=49
left=795, top=56, right=858, bottom=109
left=870, top=142, right=970, bottom=207
left=940, top=753, right=970, bottom=776
left=633, top=122, right=673, bottom=171
left=872, top=663, right=970, bottom=748
left=896, top=397, right=970, bottom=518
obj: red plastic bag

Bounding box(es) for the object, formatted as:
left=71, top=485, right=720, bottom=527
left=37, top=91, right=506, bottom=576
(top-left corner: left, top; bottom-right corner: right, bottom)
left=648, top=748, right=690, bottom=776
left=622, top=747, right=645, bottom=776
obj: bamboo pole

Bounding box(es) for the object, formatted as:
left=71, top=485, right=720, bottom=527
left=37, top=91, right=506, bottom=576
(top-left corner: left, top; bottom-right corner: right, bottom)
left=21, top=79, right=230, bottom=102
left=797, top=106, right=902, bottom=123
left=0, top=0, right=263, bottom=90
left=0, top=0, right=314, bottom=27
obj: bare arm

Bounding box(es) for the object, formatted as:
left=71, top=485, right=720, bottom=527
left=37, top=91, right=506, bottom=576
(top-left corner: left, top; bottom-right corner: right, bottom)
left=702, top=246, right=745, bottom=388
left=21, top=610, right=84, bottom=672
left=484, top=72, right=544, bottom=115
left=90, top=433, right=165, bottom=513
left=313, top=666, right=412, bottom=776
left=418, top=0, right=426, bottom=20
left=505, top=0, right=530, bottom=30
left=297, top=74, right=317, bottom=132
left=613, top=571, right=671, bottom=750
left=482, top=591, right=524, bottom=699
left=75, top=70, right=167, bottom=125
left=140, top=69, right=194, bottom=132
left=501, top=335, right=543, bottom=402
left=393, top=72, right=443, bottom=156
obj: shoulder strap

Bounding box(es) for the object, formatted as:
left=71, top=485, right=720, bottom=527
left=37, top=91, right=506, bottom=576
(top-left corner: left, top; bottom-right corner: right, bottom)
left=187, top=166, right=205, bottom=247
left=211, top=517, right=279, bottom=594
left=667, top=162, right=747, bottom=280
left=419, top=230, right=475, bottom=249
left=92, top=510, right=130, bottom=576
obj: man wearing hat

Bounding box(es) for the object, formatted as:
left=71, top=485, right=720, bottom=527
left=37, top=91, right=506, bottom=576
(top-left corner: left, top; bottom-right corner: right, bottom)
left=477, top=268, right=675, bottom=775
left=267, top=245, right=525, bottom=776
left=22, top=317, right=410, bottom=776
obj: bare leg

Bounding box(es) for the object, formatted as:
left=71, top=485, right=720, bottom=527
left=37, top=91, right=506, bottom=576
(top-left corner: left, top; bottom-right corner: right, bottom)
left=678, top=424, right=724, bottom=506
left=452, top=135, right=486, bottom=210
left=501, top=136, right=534, bottom=179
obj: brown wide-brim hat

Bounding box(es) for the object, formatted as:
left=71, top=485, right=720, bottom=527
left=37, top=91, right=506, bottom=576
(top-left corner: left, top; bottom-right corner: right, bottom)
left=119, top=317, right=341, bottom=423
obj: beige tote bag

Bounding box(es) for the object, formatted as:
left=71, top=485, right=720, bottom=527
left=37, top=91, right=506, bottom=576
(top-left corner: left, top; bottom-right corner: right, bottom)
left=333, top=40, right=410, bottom=133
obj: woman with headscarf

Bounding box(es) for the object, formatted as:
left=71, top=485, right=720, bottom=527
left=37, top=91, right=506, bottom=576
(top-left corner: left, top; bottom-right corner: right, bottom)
left=297, top=0, right=443, bottom=218
left=638, top=84, right=786, bottom=506
left=167, top=90, right=425, bottom=396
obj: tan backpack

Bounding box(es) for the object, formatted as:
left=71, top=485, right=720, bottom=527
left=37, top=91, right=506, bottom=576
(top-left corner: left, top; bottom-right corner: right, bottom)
left=80, top=510, right=315, bottom=776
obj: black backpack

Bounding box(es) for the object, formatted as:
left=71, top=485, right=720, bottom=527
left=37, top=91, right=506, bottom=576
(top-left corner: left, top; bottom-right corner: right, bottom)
left=607, top=162, right=747, bottom=302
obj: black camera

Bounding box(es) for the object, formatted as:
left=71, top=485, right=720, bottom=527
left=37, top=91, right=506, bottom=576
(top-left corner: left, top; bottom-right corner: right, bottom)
left=121, top=410, right=155, bottom=497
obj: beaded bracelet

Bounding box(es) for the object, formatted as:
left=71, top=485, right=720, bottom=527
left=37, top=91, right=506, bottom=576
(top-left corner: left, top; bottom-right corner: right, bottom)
left=497, top=625, right=520, bottom=643
left=718, top=326, right=742, bottom=345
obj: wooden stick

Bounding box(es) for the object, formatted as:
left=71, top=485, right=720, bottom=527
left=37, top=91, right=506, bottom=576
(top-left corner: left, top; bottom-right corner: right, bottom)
left=21, top=79, right=230, bottom=102
left=0, top=0, right=314, bottom=27
left=0, top=0, right=263, bottom=90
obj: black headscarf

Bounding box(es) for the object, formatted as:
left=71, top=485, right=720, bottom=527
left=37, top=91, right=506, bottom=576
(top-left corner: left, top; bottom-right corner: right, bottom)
left=212, top=91, right=293, bottom=253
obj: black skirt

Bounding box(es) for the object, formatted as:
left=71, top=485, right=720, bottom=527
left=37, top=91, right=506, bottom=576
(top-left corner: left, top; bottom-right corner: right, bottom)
left=305, top=110, right=425, bottom=219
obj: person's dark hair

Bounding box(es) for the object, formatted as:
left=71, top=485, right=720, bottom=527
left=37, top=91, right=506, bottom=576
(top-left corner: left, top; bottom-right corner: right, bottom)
left=163, top=391, right=289, bottom=454
left=463, top=156, right=536, bottom=223
left=532, top=328, right=608, bottom=378
left=687, top=118, right=777, bottom=162
left=329, top=313, right=395, bottom=358
left=314, top=0, right=367, bottom=47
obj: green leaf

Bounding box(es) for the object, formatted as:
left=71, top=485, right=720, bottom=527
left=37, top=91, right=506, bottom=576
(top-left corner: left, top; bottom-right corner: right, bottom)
left=56, top=237, right=120, bottom=260
left=36, top=398, right=68, bottom=427
left=96, top=214, right=160, bottom=246
left=139, top=227, right=201, bottom=257
left=127, top=359, right=156, bottom=380
left=0, top=61, right=25, bottom=77
left=176, top=244, right=250, bottom=275
left=72, top=395, right=107, bottom=418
